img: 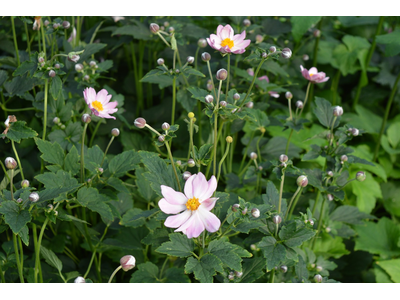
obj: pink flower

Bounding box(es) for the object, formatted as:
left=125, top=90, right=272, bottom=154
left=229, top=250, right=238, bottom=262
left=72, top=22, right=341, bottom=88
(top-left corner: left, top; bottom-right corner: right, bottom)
left=300, top=65, right=329, bottom=83
left=83, top=87, right=118, bottom=119
left=207, top=24, right=251, bottom=54
left=158, top=172, right=221, bottom=239
left=68, top=27, right=77, bottom=43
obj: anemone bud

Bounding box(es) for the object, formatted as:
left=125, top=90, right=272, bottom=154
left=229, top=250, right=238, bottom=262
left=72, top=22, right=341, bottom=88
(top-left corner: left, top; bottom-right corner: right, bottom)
left=134, top=117, right=146, bottom=129
left=111, top=128, right=120, bottom=137
left=297, top=175, right=308, bottom=187
left=81, top=114, right=91, bottom=124
left=120, top=255, right=136, bottom=271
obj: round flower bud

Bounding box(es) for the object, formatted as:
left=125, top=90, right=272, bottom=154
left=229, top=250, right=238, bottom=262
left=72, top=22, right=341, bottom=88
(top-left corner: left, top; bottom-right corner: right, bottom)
left=279, top=154, right=288, bottom=163
left=157, top=58, right=165, bottom=66
left=285, top=91, right=293, bottom=100
left=280, top=265, right=288, bottom=273
left=111, top=128, right=120, bottom=137
left=40, top=62, right=45, bottom=68
left=356, top=171, right=366, bottom=182
left=83, top=75, right=90, bottom=81
left=158, top=135, right=165, bottom=143
left=67, top=53, right=80, bottom=63
left=308, top=219, right=314, bottom=226
left=75, top=63, right=83, bottom=72
left=134, top=117, right=146, bottom=128
left=183, top=171, right=191, bottom=181
left=98, top=167, right=104, bottom=173
left=314, top=274, right=322, bottom=283
left=120, top=255, right=136, bottom=271
left=4, top=157, right=17, bottom=169
left=326, top=227, right=331, bottom=233
left=21, top=179, right=30, bottom=188
left=219, top=101, right=227, bottom=107
left=234, top=271, right=243, bottom=278
left=74, top=276, right=86, bottom=283
left=313, top=29, right=321, bottom=38
left=205, top=95, right=214, bottom=104
left=29, top=192, right=39, bottom=203
left=216, top=69, right=228, bottom=81
left=188, top=159, right=195, bottom=167
left=281, top=48, right=292, bottom=59
left=340, top=155, right=348, bottom=162
left=162, top=122, right=170, bottom=131
left=327, top=170, right=334, bottom=177
left=198, top=38, right=207, bottom=48
left=242, top=207, right=248, bottom=215
left=188, top=112, right=195, bottom=119
left=316, top=266, right=323, bottom=272
left=62, top=21, right=70, bottom=29
left=61, top=124, right=66, bottom=130
left=256, top=34, right=263, bottom=43
left=54, top=63, right=60, bottom=69
left=327, top=194, right=334, bottom=201
left=232, top=204, right=240, bottom=212
left=187, top=56, right=194, bottom=64
left=89, top=61, right=97, bottom=68
left=44, top=20, right=50, bottom=27
left=233, top=93, right=240, bottom=101
left=250, top=152, right=257, bottom=160
left=149, top=23, right=160, bottom=33
left=38, top=57, right=45, bottom=63
left=201, top=52, right=211, bottom=62
left=228, top=273, right=235, bottom=281
left=261, top=52, right=268, bottom=59
left=207, top=83, right=213, bottom=91
left=333, top=106, right=343, bottom=117
left=302, top=54, right=309, bottom=61
left=250, top=244, right=257, bottom=251
left=168, top=27, right=174, bottom=33
left=81, top=113, right=91, bottom=124
left=251, top=208, right=260, bottom=218
left=16, top=198, right=23, bottom=203
left=269, top=46, right=277, bottom=53
left=272, top=215, right=282, bottom=224
left=53, top=23, right=60, bottom=29
left=297, top=175, right=308, bottom=187
left=352, top=128, right=359, bottom=136
left=246, top=101, right=254, bottom=109
left=243, top=19, right=251, bottom=27
left=49, top=70, right=56, bottom=78
left=258, top=166, right=263, bottom=171
left=226, top=136, right=233, bottom=143
left=176, top=160, right=182, bottom=166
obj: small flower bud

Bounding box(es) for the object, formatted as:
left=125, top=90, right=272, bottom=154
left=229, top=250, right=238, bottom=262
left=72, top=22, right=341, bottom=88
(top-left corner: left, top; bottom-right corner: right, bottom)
left=74, top=276, right=86, bottom=283
left=198, top=38, right=207, bottom=48
left=53, top=23, right=60, bottom=29
left=340, top=155, right=348, bottom=162
left=250, top=152, right=257, bottom=160
left=280, top=265, right=288, bottom=273
left=62, top=21, right=70, bottom=29
left=29, top=192, right=39, bottom=203
left=75, top=64, right=83, bottom=72
left=232, top=204, right=240, bottom=212
left=326, top=227, right=331, bottom=233
left=183, top=171, right=191, bottom=181
left=54, top=63, right=60, bottom=69
left=261, top=52, right=268, bottom=59
left=67, top=54, right=80, bottom=63
left=327, top=171, right=333, bottom=177
left=356, top=171, right=366, bottom=182
left=21, top=179, right=30, bottom=188
left=314, top=274, right=322, bottom=283
left=333, top=106, right=343, bottom=117
left=272, top=215, right=282, bottom=224
left=269, top=46, right=277, bottom=53
left=233, top=93, right=240, bottom=101
left=16, top=198, right=23, bottom=203
left=234, top=271, right=243, bottom=278
left=207, top=83, right=213, bottom=91
left=219, top=101, right=227, bottom=107
left=158, top=135, right=165, bottom=143
left=258, top=166, right=263, bottom=171
left=162, top=122, right=170, bottom=130
left=187, top=56, right=194, bottom=64
left=327, top=194, right=334, bottom=201
left=352, top=128, right=359, bottom=136
left=176, top=160, right=182, bottom=166
left=111, top=128, right=120, bottom=137
left=157, top=58, right=165, bottom=66
left=302, top=54, right=309, bottom=61
left=243, top=19, right=251, bottom=27
left=205, top=95, right=214, bottom=104
left=308, top=219, right=314, bottom=226
left=313, top=29, right=321, bottom=38
left=149, top=23, right=160, bottom=33
left=251, top=208, right=260, bottom=218
left=279, top=154, right=288, bottom=163
left=120, top=255, right=136, bottom=271
left=134, top=117, right=146, bottom=128
left=256, top=34, right=263, bottom=43
left=83, top=75, right=90, bottom=81
left=297, top=175, right=308, bottom=187
left=250, top=244, right=257, bottom=251
left=188, top=112, right=195, bottom=119
left=216, top=69, right=228, bottom=81
left=5, top=157, right=17, bottom=169
left=97, top=167, right=103, bottom=173
left=201, top=52, right=211, bottom=62
left=168, top=27, right=174, bottom=33
left=81, top=114, right=91, bottom=124
left=188, top=159, right=195, bottom=167
left=61, top=124, right=66, bottom=129
left=316, top=266, right=323, bottom=272
left=44, top=20, right=50, bottom=27
left=226, top=136, right=233, bottom=143
left=285, top=91, right=293, bottom=100
left=38, top=57, right=45, bottom=63
left=89, top=61, right=97, bottom=67
left=47, top=204, right=54, bottom=211
left=49, top=70, right=56, bottom=78
left=242, top=207, right=248, bottom=215
left=246, top=101, right=254, bottom=109
left=40, top=62, right=45, bottom=68
left=228, top=273, right=235, bottom=280
left=281, top=48, right=292, bottom=59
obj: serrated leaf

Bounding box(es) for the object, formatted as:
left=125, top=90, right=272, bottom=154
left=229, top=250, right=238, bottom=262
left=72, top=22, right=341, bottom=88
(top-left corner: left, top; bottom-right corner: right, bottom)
left=279, top=222, right=316, bottom=248
left=40, top=246, right=63, bottom=272
left=120, top=208, right=159, bottom=228
left=295, top=255, right=309, bottom=281
left=258, top=236, right=286, bottom=271
left=140, top=69, right=173, bottom=89
left=79, top=43, right=107, bottom=62
left=108, top=150, right=140, bottom=177
left=50, top=76, right=63, bottom=100
left=165, top=267, right=190, bottom=283
left=4, top=75, right=40, bottom=95
left=376, top=259, right=400, bottom=283
left=262, top=181, right=287, bottom=215
left=35, top=170, right=78, bottom=189
left=38, top=185, right=82, bottom=203
left=34, top=138, right=65, bottom=165
left=13, top=60, right=37, bottom=77
left=77, top=187, right=113, bottom=223
left=184, top=254, right=224, bottom=283
left=376, top=30, right=400, bottom=57
left=208, top=239, right=247, bottom=272
left=129, top=262, right=159, bottom=283
left=239, top=257, right=265, bottom=283
left=313, top=97, right=339, bottom=128
left=329, top=205, right=374, bottom=225
left=64, top=146, right=80, bottom=175
left=1, top=121, right=38, bottom=143
left=141, top=228, right=170, bottom=248
left=106, top=177, right=129, bottom=194
left=0, top=201, right=31, bottom=234
left=48, top=122, right=82, bottom=151
left=156, top=233, right=195, bottom=258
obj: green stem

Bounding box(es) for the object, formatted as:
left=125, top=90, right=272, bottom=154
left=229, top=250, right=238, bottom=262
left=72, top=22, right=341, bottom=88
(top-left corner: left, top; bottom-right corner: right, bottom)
left=40, top=19, right=46, bottom=59
left=159, top=256, right=170, bottom=280
left=217, top=143, right=230, bottom=182
left=108, top=265, right=122, bottom=283
left=213, top=80, right=223, bottom=177
left=186, top=118, right=194, bottom=167
left=83, top=226, right=109, bottom=279
left=331, top=70, right=341, bottom=106
left=171, top=76, right=177, bottom=125
left=225, top=54, right=231, bottom=98
left=269, top=269, right=275, bottom=283
left=18, top=235, right=24, bottom=274
left=298, top=81, right=312, bottom=119
left=0, top=255, right=5, bottom=283
left=24, top=22, right=31, bottom=58
left=194, top=47, right=200, bottom=70
left=285, top=129, right=293, bottom=156
left=42, top=80, right=49, bottom=140
left=206, top=61, right=218, bottom=99
left=13, top=234, right=24, bottom=283
left=10, top=169, right=14, bottom=201
left=1, top=106, right=36, bottom=112
left=238, top=159, right=252, bottom=178
left=285, top=186, right=302, bottom=219
left=197, top=101, right=202, bottom=146
left=239, top=131, right=255, bottom=172
left=312, top=197, right=327, bottom=250
left=35, top=218, right=49, bottom=283
left=11, top=17, right=20, bottom=66
left=81, top=123, right=88, bottom=183
left=101, top=136, right=115, bottom=166
left=288, top=187, right=303, bottom=220
left=373, top=71, right=400, bottom=161
left=11, top=140, right=24, bottom=181
left=165, top=141, right=182, bottom=192
left=278, top=169, right=285, bottom=214
left=89, top=120, right=103, bottom=147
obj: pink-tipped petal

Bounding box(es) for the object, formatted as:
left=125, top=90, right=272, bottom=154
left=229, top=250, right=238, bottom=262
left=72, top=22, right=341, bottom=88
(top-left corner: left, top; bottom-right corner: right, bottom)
left=104, top=101, right=118, bottom=110
left=192, top=172, right=209, bottom=199
left=158, top=198, right=186, bottom=214
left=232, top=38, right=251, bottom=50
left=96, top=89, right=109, bottom=103
left=318, top=77, right=330, bottom=83
left=161, top=185, right=188, bottom=205
left=197, top=207, right=221, bottom=233
left=176, top=213, right=205, bottom=238
left=220, top=25, right=234, bottom=40
left=232, top=30, right=246, bottom=43
left=200, top=197, right=219, bottom=211
left=216, top=24, right=224, bottom=36
left=97, top=112, right=116, bottom=119
left=165, top=210, right=192, bottom=228
left=184, top=174, right=195, bottom=199
left=200, top=175, right=217, bottom=200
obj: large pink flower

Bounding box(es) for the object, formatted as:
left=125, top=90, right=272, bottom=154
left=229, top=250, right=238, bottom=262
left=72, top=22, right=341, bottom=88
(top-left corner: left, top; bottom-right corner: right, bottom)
left=83, top=87, right=118, bottom=119
left=300, top=65, right=329, bottom=83
left=158, top=172, right=221, bottom=239
left=207, top=24, right=251, bottom=54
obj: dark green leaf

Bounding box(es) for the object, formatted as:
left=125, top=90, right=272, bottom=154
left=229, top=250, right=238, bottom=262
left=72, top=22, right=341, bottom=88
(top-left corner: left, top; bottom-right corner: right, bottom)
left=130, top=262, right=159, bottom=283
left=184, top=254, right=224, bottom=283
left=50, top=76, right=63, bottom=100
left=262, top=181, right=287, bottom=215
left=35, top=138, right=65, bottom=165
left=108, top=150, right=140, bottom=177
left=4, top=75, right=40, bottom=95
left=1, top=121, right=38, bottom=143
left=329, top=205, right=374, bottom=225
left=120, top=208, right=159, bottom=228
left=239, top=257, right=265, bottom=283
left=295, top=255, right=309, bottom=281
left=77, top=187, right=113, bottom=223
left=376, top=30, right=400, bottom=57
left=165, top=267, right=190, bottom=283
left=313, top=97, right=339, bottom=128
left=64, top=146, right=80, bottom=175
left=35, top=170, right=78, bottom=189
left=279, top=222, right=316, bottom=248
left=13, top=60, right=37, bottom=77
left=258, top=236, right=286, bottom=271
left=40, top=246, right=63, bottom=272
left=156, top=233, right=195, bottom=258
left=0, top=201, right=31, bottom=234
left=80, top=43, right=107, bottom=61
left=141, top=228, right=170, bottom=248
left=291, top=16, right=322, bottom=42
left=208, top=239, right=251, bottom=272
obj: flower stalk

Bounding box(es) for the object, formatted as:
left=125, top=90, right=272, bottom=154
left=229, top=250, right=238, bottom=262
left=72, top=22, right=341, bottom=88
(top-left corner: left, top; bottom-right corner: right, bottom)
left=11, top=17, right=20, bottom=67
left=213, top=80, right=223, bottom=177
left=11, top=140, right=24, bottom=181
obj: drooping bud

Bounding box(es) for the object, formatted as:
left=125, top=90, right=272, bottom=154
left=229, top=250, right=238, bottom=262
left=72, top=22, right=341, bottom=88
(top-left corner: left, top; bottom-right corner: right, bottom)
left=281, top=48, right=292, bottom=59
left=49, top=70, right=56, bottom=78
left=187, top=56, right=194, bottom=64
left=279, top=154, right=288, bottom=163
left=74, top=276, right=86, bottom=283
left=21, top=179, right=30, bottom=188
left=226, top=136, right=233, bottom=144
left=111, top=128, right=120, bottom=137
left=314, top=274, right=322, bottom=283
left=120, top=255, right=136, bottom=271
left=356, top=171, right=366, bottom=182
left=280, top=265, right=288, bottom=273
left=29, top=192, right=39, bottom=203
left=333, top=106, right=343, bottom=117
left=205, top=95, right=214, bottom=104
left=149, top=23, right=160, bottom=33
left=232, top=204, right=240, bottom=212
left=233, top=93, right=240, bottom=101
left=246, top=101, right=254, bottom=109
left=75, top=63, right=83, bottom=72
left=272, top=215, right=282, bottom=224
left=134, top=117, right=146, bottom=128
left=176, top=160, right=182, bottom=166
left=256, top=34, right=263, bottom=43
left=269, top=46, right=277, bottom=53
left=183, top=171, right=191, bottom=181
left=157, top=58, right=164, bottom=66
left=243, top=19, right=251, bottom=27
left=285, top=91, right=293, bottom=100
left=188, top=159, right=195, bottom=167
left=216, top=69, right=228, bottom=81
left=296, top=101, right=304, bottom=109
left=67, top=53, right=80, bottom=63
left=313, top=29, right=321, bottom=38
left=235, top=271, right=243, bottom=278
left=309, top=219, right=314, bottom=226
left=81, top=114, right=91, bottom=124
left=158, top=135, right=165, bottom=143
left=198, top=38, right=207, bottom=48
left=5, top=157, right=17, bottom=169
left=201, top=52, right=211, bottom=62
left=326, top=227, right=331, bottom=233
left=16, top=198, right=23, bottom=203
left=251, top=208, right=260, bottom=218
left=327, top=170, right=334, bottom=177
left=250, top=152, right=257, bottom=160
left=302, top=54, right=309, bottom=61
left=162, top=122, right=170, bottom=131
left=219, top=101, right=227, bottom=107
left=327, top=194, right=334, bottom=201
left=297, top=175, right=308, bottom=187
left=62, top=21, right=70, bottom=29
left=258, top=166, right=263, bottom=171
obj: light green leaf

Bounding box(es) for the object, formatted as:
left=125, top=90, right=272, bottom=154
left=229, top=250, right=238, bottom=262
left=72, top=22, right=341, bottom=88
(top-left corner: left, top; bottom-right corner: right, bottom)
left=291, top=16, right=321, bottom=42
left=50, top=76, right=63, bottom=100
left=279, top=222, right=316, bottom=248
left=295, top=255, right=309, bottom=281
left=313, top=234, right=350, bottom=259
left=376, top=30, right=400, bottom=57
left=351, top=171, right=382, bottom=213
left=376, top=260, right=400, bottom=282
left=34, top=138, right=65, bottom=166
left=387, top=122, right=400, bottom=148
left=329, top=205, right=375, bottom=225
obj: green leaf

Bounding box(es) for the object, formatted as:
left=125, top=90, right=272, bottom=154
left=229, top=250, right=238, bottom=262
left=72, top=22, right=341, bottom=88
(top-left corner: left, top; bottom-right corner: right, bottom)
left=130, top=262, right=159, bottom=283
left=35, top=170, right=78, bottom=189
left=351, top=171, right=382, bottom=213
left=376, top=30, right=400, bottom=57
left=34, top=138, right=65, bottom=166
left=329, top=205, right=375, bottom=225
left=1, top=121, right=38, bottom=143
left=112, top=23, right=151, bottom=40
left=38, top=185, right=82, bottom=203
left=184, top=254, right=224, bottom=283
left=108, top=150, right=140, bottom=177
left=165, top=267, right=190, bottom=283
left=84, top=145, right=104, bottom=173
left=291, top=16, right=322, bottom=42
left=262, top=181, right=287, bottom=215
left=79, top=43, right=107, bottom=62
left=187, top=87, right=210, bottom=104
left=140, top=69, right=173, bottom=89
left=106, top=177, right=130, bottom=194
left=156, top=233, right=195, bottom=258
left=64, top=146, right=80, bottom=175
left=0, top=201, right=31, bottom=234
left=4, top=75, right=40, bottom=95
left=313, top=97, right=339, bottom=128
left=18, top=225, right=29, bottom=246
left=239, top=257, right=265, bottom=283
left=279, top=222, right=316, bottom=248
left=48, top=122, right=83, bottom=151
left=0, top=70, right=8, bottom=86
left=141, top=228, right=170, bottom=248
left=77, top=187, right=113, bottom=223
left=177, top=88, right=196, bottom=113
left=258, top=236, right=286, bottom=271
left=120, top=208, right=159, bottom=228
left=376, top=259, right=400, bottom=283
left=387, top=122, right=400, bottom=148
left=295, top=255, right=309, bottom=281
left=135, top=167, right=158, bottom=202
left=40, top=246, right=63, bottom=272
left=49, top=76, right=63, bottom=100
left=182, top=67, right=205, bottom=78
left=313, top=234, right=350, bottom=259
left=13, top=60, right=37, bottom=77
left=208, top=239, right=251, bottom=272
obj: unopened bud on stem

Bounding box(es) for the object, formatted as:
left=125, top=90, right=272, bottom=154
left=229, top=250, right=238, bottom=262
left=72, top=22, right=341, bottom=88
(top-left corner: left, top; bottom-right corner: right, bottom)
left=216, top=69, right=228, bottom=81
left=134, top=117, right=146, bottom=128
left=81, top=114, right=91, bottom=124
left=5, top=157, right=17, bottom=169
left=120, top=255, right=136, bottom=271
left=297, top=175, right=308, bottom=187
left=111, top=128, right=120, bottom=137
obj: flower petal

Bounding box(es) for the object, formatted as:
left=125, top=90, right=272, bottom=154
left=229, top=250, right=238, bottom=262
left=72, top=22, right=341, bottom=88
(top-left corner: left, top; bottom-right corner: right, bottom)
left=232, top=30, right=246, bottom=43
left=216, top=24, right=224, bottom=36
left=220, top=24, right=234, bottom=40
left=200, top=197, right=218, bottom=211
left=309, top=67, right=318, bottom=74
left=199, top=175, right=217, bottom=201
left=158, top=198, right=186, bottom=214
left=161, top=185, right=188, bottom=205
left=300, top=65, right=305, bottom=72
left=96, top=89, right=109, bottom=104
left=192, top=172, right=209, bottom=199
left=197, top=206, right=221, bottom=233
left=176, top=212, right=205, bottom=238
left=184, top=174, right=195, bottom=199
left=165, top=210, right=191, bottom=228
left=103, top=101, right=118, bottom=110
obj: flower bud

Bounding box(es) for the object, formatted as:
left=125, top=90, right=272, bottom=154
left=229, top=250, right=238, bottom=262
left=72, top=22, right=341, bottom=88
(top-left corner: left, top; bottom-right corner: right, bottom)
left=205, top=95, right=214, bottom=104
left=5, top=157, right=17, bottom=169
left=280, top=265, right=288, bottom=273
left=49, top=70, right=56, bottom=78
left=198, top=38, right=207, bottom=48
left=40, top=62, right=45, bottom=68
left=250, top=152, right=257, bottom=160
left=326, top=227, right=331, bottom=233
left=234, top=271, right=243, bottom=278
left=285, top=91, right=293, bottom=100
left=251, top=208, right=260, bottom=218
left=97, top=167, right=103, bottom=173
left=158, top=135, right=165, bottom=143
left=81, top=113, right=91, bottom=124
left=176, top=161, right=182, bottom=166
left=75, top=63, right=83, bottom=72
left=327, top=194, right=334, bottom=201
left=281, top=48, right=292, bottom=59
left=272, top=215, right=282, bottom=224
left=83, top=75, right=90, bottom=81
left=256, top=34, right=263, bottom=43
left=21, top=179, right=30, bottom=188
left=243, top=19, right=251, bottom=27
left=149, top=23, right=160, bottom=33
left=111, top=128, right=120, bottom=137
left=47, top=204, right=54, bottom=211
left=187, top=56, right=194, bottom=64
left=38, top=57, right=45, bottom=63
left=228, top=273, right=235, bottom=280
left=162, top=122, right=170, bottom=131
left=62, top=21, right=70, bottom=29
left=279, top=154, right=288, bottom=163
left=314, top=274, right=322, bottom=283
left=74, top=276, right=86, bottom=283
left=29, top=192, right=39, bottom=203
left=67, top=54, right=80, bottom=63
left=219, top=101, right=227, bottom=107
left=188, top=159, right=195, bottom=167
left=183, top=171, right=191, bottom=181
left=242, top=207, right=248, bottom=215
left=201, top=52, right=211, bottom=62
left=351, top=128, right=359, bottom=136
left=340, top=155, right=348, bottom=162
left=53, top=23, right=60, bottom=29
left=313, top=29, right=321, bottom=38
left=207, top=83, right=213, bottom=91
left=61, top=124, right=66, bottom=129
left=327, top=171, right=333, bottom=177
left=216, top=69, right=228, bottom=81
left=258, top=166, right=263, bottom=171
left=54, top=63, right=60, bottom=69
left=157, top=58, right=165, bottom=66
left=233, top=93, right=240, bottom=101
left=333, top=106, right=343, bottom=117
left=316, top=266, right=323, bottom=272
left=308, top=219, right=314, bottom=226
left=226, top=136, right=233, bottom=143
left=297, top=175, right=308, bottom=187
left=232, top=204, right=240, bottom=212
left=261, top=52, right=268, bottom=59
left=269, top=46, right=276, bottom=53
left=188, top=112, right=195, bottom=119
left=16, top=198, right=23, bottom=203
left=250, top=244, right=257, bottom=251
left=120, top=255, right=136, bottom=271
left=302, top=54, right=309, bottom=61
left=168, top=27, right=174, bottom=33
left=356, top=171, right=366, bottom=182
left=134, top=117, right=146, bottom=128
left=44, top=20, right=50, bottom=27
left=245, top=101, right=254, bottom=109
left=89, top=61, right=97, bottom=68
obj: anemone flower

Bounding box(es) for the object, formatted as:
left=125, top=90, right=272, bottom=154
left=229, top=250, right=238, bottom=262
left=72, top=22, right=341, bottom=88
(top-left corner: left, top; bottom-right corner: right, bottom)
left=158, top=172, right=221, bottom=239
left=207, top=24, right=251, bottom=54
left=83, top=87, right=118, bottom=119
left=300, top=65, right=329, bottom=83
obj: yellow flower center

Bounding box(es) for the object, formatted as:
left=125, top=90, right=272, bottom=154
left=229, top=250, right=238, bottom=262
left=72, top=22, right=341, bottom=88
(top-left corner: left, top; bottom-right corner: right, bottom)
left=92, top=100, right=104, bottom=112
left=186, top=197, right=200, bottom=211
left=221, top=38, right=234, bottom=49
left=309, top=73, right=314, bottom=76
